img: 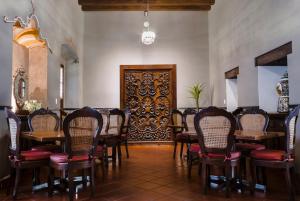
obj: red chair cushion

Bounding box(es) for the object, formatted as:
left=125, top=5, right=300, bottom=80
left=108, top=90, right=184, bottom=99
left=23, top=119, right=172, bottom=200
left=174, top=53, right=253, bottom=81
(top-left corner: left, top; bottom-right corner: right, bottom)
left=236, top=143, right=266, bottom=151
left=21, top=150, right=52, bottom=161
left=251, top=150, right=286, bottom=161
left=199, top=152, right=241, bottom=160
left=50, top=153, right=89, bottom=163
left=189, top=144, right=201, bottom=153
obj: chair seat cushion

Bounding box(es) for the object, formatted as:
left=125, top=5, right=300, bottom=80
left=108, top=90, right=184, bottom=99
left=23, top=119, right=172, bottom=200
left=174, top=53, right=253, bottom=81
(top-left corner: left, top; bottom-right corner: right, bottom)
left=236, top=143, right=266, bottom=151
left=21, top=150, right=52, bottom=161
left=50, top=153, right=89, bottom=163
left=200, top=152, right=241, bottom=160
left=189, top=144, right=201, bottom=153
left=31, top=144, right=61, bottom=152
left=251, top=150, right=287, bottom=161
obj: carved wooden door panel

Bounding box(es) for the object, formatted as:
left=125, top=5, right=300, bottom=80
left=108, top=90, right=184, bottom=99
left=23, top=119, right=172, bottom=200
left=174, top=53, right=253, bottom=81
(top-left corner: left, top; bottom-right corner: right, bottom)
left=120, top=65, right=177, bottom=142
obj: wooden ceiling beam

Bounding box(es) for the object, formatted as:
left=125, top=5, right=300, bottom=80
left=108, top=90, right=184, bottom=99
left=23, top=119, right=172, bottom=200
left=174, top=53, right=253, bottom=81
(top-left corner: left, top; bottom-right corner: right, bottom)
left=78, top=0, right=214, bottom=11
left=81, top=5, right=211, bottom=11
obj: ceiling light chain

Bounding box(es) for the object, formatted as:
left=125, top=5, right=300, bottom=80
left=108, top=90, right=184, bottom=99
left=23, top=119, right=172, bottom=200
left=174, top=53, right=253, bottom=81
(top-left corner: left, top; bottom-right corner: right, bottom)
left=141, top=0, right=156, bottom=45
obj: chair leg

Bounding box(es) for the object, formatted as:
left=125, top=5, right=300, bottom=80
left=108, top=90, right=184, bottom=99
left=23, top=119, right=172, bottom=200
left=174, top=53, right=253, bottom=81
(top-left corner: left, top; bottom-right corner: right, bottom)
left=180, top=142, right=184, bottom=158
left=236, top=163, right=244, bottom=193
left=285, top=166, right=295, bottom=201
left=112, top=146, right=117, bottom=163
left=82, top=169, right=87, bottom=189
left=173, top=141, right=177, bottom=159
left=91, top=162, right=95, bottom=197
left=117, top=143, right=122, bottom=166
left=225, top=163, right=231, bottom=198
left=68, top=169, right=74, bottom=201
left=250, top=160, right=257, bottom=195
left=291, top=167, right=298, bottom=195
left=12, top=168, right=20, bottom=199
left=188, top=151, right=192, bottom=178
left=201, top=162, right=207, bottom=194
left=207, top=166, right=211, bottom=190
left=261, top=167, right=267, bottom=190
left=125, top=140, right=129, bottom=158
left=48, top=167, right=54, bottom=197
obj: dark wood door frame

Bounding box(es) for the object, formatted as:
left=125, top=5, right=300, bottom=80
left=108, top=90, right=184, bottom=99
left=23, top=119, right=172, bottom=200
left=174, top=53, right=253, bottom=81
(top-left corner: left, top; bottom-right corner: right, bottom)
left=120, top=64, right=177, bottom=109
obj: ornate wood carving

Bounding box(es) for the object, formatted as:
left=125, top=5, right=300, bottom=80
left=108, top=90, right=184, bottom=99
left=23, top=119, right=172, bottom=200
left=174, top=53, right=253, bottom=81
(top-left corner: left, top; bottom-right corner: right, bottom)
left=255, top=42, right=292, bottom=66
left=78, top=0, right=215, bottom=11
left=120, top=65, right=176, bottom=142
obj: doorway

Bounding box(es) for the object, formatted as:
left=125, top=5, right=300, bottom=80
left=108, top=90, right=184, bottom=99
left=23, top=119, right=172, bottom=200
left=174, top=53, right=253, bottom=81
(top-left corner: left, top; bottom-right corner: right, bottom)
left=120, top=65, right=177, bottom=142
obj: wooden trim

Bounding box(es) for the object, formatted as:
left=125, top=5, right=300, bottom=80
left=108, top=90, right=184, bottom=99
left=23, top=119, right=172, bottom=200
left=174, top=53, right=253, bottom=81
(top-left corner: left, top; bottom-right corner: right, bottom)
left=225, top=67, right=239, bottom=79
left=255, top=42, right=292, bottom=66
left=79, top=0, right=215, bottom=11
left=120, top=64, right=177, bottom=110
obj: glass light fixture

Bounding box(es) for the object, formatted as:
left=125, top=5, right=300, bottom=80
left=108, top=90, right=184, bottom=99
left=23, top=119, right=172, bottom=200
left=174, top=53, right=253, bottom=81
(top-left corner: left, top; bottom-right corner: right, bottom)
left=141, top=2, right=155, bottom=45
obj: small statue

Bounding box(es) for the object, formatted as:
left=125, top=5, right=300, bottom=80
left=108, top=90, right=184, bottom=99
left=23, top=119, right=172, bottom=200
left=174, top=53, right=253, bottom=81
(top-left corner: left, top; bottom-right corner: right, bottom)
left=276, top=71, right=289, bottom=113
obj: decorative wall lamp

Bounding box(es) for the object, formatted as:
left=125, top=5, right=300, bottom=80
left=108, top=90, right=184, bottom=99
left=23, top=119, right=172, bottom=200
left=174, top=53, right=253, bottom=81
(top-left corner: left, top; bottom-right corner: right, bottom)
left=3, top=0, right=52, bottom=53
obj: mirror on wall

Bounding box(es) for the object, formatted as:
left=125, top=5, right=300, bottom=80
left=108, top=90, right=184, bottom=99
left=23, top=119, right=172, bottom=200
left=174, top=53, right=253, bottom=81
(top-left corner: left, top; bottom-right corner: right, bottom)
left=13, top=68, right=28, bottom=113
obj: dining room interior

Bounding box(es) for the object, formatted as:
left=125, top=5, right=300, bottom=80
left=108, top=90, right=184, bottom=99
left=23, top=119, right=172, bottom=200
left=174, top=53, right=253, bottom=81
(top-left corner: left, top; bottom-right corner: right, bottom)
left=1, top=0, right=300, bottom=201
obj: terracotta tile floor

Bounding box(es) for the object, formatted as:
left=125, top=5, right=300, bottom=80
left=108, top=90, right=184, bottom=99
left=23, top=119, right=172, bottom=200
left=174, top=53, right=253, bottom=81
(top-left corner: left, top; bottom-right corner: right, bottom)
left=0, top=144, right=299, bottom=201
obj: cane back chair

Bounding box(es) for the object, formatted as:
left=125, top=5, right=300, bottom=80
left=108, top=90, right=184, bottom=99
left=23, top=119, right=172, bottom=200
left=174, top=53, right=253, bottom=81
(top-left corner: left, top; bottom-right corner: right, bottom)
left=194, top=107, right=241, bottom=197
left=48, top=107, right=103, bottom=201
left=250, top=105, right=300, bottom=201
left=6, top=109, right=52, bottom=199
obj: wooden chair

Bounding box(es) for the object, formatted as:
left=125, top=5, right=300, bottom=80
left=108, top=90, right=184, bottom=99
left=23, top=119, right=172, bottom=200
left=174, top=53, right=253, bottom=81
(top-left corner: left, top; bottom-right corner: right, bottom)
left=170, top=109, right=185, bottom=159
left=181, top=108, right=200, bottom=177
left=48, top=107, right=104, bottom=201
left=194, top=106, right=241, bottom=197
left=28, top=108, right=61, bottom=152
left=6, top=109, right=52, bottom=199
left=250, top=105, right=299, bottom=201
left=236, top=109, right=269, bottom=154
left=28, top=108, right=59, bottom=131
left=120, top=108, right=131, bottom=158
left=100, top=108, right=125, bottom=165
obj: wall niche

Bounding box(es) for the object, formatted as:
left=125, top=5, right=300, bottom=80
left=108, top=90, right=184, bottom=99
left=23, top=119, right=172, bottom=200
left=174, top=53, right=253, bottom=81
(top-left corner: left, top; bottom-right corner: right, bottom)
left=255, top=42, right=292, bottom=113
left=225, top=67, right=239, bottom=112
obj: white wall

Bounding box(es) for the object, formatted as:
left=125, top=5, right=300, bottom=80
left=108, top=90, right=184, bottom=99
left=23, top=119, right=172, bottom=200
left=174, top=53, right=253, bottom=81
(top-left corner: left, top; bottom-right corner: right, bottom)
left=209, top=0, right=300, bottom=107
left=209, top=0, right=300, bottom=172
left=82, top=11, right=210, bottom=108
left=226, top=79, right=238, bottom=112
left=258, top=66, right=286, bottom=113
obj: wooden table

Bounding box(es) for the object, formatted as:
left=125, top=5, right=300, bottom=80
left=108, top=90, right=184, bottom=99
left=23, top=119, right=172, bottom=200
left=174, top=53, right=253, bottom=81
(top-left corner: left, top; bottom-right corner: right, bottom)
left=21, top=130, right=65, bottom=142
left=234, top=130, right=285, bottom=141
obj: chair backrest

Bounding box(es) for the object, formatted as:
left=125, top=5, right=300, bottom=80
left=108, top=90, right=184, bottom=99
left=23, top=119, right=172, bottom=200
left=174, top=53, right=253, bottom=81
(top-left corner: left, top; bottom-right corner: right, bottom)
left=285, top=105, right=300, bottom=154
left=171, top=109, right=184, bottom=134
left=231, top=108, right=244, bottom=129
left=122, top=108, right=131, bottom=134
left=63, top=107, right=103, bottom=158
left=238, top=109, right=269, bottom=131
left=106, top=109, right=125, bottom=136
left=6, top=109, right=21, bottom=159
left=183, top=108, right=197, bottom=133
left=29, top=108, right=59, bottom=131
left=194, top=107, right=236, bottom=156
